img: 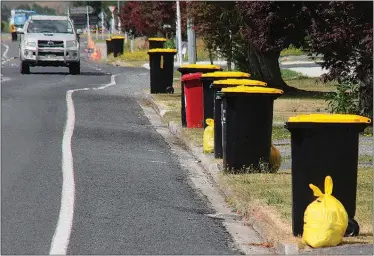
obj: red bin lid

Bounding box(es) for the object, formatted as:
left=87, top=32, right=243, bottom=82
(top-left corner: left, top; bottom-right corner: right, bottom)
left=181, top=72, right=203, bottom=82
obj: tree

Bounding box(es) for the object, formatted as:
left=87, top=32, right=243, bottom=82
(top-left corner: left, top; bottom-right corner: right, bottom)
left=189, top=1, right=309, bottom=91
left=305, top=1, right=373, bottom=118
left=235, top=2, right=310, bottom=91
left=118, top=1, right=187, bottom=38
left=31, top=3, right=56, bottom=15
left=189, top=2, right=240, bottom=70
left=1, top=4, right=10, bottom=22
left=119, top=1, right=141, bottom=37
left=17, top=4, right=31, bottom=10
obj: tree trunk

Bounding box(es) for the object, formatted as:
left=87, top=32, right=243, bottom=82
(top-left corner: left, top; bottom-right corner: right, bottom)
left=358, top=73, right=373, bottom=121
left=208, top=47, right=214, bottom=64
left=227, top=47, right=232, bottom=71
left=244, top=43, right=295, bottom=92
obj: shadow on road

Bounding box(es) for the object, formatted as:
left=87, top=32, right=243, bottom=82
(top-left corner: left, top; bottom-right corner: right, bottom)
left=30, top=71, right=110, bottom=76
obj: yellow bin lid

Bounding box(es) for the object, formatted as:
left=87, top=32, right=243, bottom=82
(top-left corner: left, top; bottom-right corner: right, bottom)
left=179, top=64, right=221, bottom=70
left=201, top=71, right=250, bottom=78
left=147, top=48, right=177, bottom=53
left=111, top=36, right=125, bottom=39
left=288, top=114, right=371, bottom=123
left=213, top=79, right=267, bottom=86
left=148, top=37, right=167, bottom=42
left=222, top=85, right=283, bottom=94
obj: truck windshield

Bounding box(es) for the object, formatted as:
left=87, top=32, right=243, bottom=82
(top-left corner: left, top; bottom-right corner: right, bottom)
left=27, top=20, right=73, bottom=34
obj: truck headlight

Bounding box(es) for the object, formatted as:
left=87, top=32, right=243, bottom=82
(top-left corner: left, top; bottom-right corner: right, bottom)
left=24, top=40, right=36, bottom=47
left=66, top=40, right=78, bottom=48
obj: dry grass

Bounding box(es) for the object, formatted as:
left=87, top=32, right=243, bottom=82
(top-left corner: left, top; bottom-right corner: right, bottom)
left=286, top=78, right=337, bottom=92
left=273, top=98, right=329, bottom=123
left=182, top=128, right=204, bottom=146
left=152, top=89, right=181, bottom=124
left=272, top=72, right=335, bottom=124
left=219, top=167, right=373, bottom=245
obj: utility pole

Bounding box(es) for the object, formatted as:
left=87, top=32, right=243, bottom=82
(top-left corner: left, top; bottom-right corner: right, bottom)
left=117, top=0, right=121, bottom=34
left=86, top=5, right=90, bottom=36
left=109, top=6, right=115, bottom=35
left=176, top=0, right=183, bottom=66
left=101, top=11, right=104, bottom=40
left=187, top=17, right=196, bottom=64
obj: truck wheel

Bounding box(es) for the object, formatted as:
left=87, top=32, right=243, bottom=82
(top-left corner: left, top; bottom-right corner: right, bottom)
left=69, top=62, right=80, bottom=75
left=20, top=61, right=30, bottom=74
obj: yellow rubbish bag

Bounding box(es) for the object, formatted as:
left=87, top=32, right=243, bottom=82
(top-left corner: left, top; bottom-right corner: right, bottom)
left=203, top=118, right=214, bottom=153
left=302, top=176, right=348, bottom=248
left=269, top=144, right=281, bottom=173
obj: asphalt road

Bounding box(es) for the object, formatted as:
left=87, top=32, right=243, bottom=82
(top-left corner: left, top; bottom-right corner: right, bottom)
left=1, top=39, right=250, bottom=255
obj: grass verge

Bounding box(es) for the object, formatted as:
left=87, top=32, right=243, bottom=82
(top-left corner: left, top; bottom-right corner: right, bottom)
left=149, top=75, right=373, bottom=248
left=117, top=50, right=149, bottom=62
left=219, top=167, right=373, bottom=246
left=106, top=52, right=148, bottom=67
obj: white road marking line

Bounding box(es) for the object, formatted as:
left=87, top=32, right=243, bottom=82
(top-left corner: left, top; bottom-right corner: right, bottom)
left=149, top=160, right=168, bottom=164
left=49, top=74, right=119, bottom=255
left=2, top=43, right=9, bottom=59
left=1, top=43, right=10, bottom=65
left=147, top=149, right=165, bottom=153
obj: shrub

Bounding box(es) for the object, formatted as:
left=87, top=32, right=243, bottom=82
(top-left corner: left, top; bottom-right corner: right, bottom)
left=164, top=39, right=176, bottom=49
left=280, top=44, right=304, bottom=56
left=117, top=50, right=149, bottom=61
left=326, top=79, right=360, bottom=115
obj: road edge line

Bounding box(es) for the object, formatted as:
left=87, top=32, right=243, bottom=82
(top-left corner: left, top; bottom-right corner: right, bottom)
left=49, top=74, right=118, bottom=255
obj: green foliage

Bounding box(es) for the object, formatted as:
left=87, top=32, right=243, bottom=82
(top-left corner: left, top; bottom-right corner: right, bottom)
left=117, top=50, right=149, bottom=61
left=164, top=39, right=176, bottom=49
left=281, top=69, right=309, bottom=80
left=31, top=3, right=56, bottom=15
left=326, top=79, right=360, bottom=115
left=280, top=45, right=304, bottom=56
left=1, top=5, right=10, bottom=22
left=1, top=21, right=9, bottom=32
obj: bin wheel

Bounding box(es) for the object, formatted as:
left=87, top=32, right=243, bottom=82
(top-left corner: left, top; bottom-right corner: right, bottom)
left=344, top=218, right=360, bottom=237
left=166, top=86, right=174, bottom=94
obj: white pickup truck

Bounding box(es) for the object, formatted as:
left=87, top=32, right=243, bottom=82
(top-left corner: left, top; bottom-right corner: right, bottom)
left=19, top=15, right=80, bottom=75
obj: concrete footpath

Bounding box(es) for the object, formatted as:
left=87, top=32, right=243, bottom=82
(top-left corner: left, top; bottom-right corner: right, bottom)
left=144, top=92, right=373, bottom=255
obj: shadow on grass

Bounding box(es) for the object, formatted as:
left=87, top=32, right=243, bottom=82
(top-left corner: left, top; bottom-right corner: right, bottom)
left=282, top=88, right=334, bottom=100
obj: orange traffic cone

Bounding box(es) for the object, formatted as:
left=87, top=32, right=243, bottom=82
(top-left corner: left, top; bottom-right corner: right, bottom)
left=96, top=48, right=101, bottom=60
left=90, top=48, right=97, bottom=60
left=87, top=34, right=95, bottom=50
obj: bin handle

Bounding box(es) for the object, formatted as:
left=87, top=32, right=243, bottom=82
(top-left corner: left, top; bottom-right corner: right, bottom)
left=160, top=56, right=164, bottom=69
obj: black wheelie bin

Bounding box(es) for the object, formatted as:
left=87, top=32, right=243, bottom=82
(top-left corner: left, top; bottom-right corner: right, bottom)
left=220, top=86, right=283, bottom=172
left=285, top=114, right=371, bottom=237
left=147, top=48, right=177, bottom=94
left=212, top=79, right=267, bottom=158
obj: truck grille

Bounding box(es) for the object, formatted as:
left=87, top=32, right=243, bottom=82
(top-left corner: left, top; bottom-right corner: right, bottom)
left=38, top=40, right=64, bottom=48
left=38, top=52, right=64, bottom=57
